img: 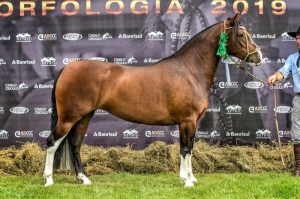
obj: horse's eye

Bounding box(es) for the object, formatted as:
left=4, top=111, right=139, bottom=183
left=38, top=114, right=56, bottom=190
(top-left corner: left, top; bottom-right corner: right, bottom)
left=238, top=34, right=244, bottom=38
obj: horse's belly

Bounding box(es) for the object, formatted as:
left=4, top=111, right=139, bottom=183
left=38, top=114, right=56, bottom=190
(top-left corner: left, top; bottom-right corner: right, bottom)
left=102, top=101, right=175, bottom=125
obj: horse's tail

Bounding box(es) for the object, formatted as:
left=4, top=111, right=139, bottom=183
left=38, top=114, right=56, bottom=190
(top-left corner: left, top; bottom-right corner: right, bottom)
left=51, top=68, right=64, bottom=131
left=54, top=132, right=75, bottom=171
left=49, top=68, right=75, bottom=171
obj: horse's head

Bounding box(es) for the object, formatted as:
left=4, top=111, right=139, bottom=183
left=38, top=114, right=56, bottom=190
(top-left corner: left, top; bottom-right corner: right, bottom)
left=226, top=13, right=262, bottom=66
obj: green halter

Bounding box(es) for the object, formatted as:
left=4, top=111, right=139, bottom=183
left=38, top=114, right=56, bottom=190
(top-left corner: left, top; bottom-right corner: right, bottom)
left=216, top=32, right=229, bottom=61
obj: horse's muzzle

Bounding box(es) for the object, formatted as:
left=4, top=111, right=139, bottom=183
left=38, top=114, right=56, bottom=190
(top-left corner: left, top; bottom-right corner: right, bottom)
left=246, top=50, right=263, bottom=67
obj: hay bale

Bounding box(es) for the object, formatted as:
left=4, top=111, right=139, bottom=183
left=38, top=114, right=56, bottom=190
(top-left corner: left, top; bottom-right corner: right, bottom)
left=0, top=146, right=23, bottom=175
left=143, top=141, right=175, bottom=172
left=117, top=142, right=178, bottom=174
left=13, top=143, right=44, bottom=175
left=0, top=141, right=295, bottom=175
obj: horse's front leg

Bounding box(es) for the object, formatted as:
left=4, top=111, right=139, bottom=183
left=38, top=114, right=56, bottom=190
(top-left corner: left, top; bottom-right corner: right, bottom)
left=179, top=120, right=197, bottom=187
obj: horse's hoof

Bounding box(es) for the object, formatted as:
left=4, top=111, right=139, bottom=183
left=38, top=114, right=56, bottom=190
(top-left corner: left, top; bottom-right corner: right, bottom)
left=44, top=182, right=54, bottom=187
left=189, top=176, right=197, bottom=184
left=184, top=180, right=194, bottom=187
left=82, top=179, right=92, bottom=185
left=77, top=173, right=92, bottom=185
left=44, top=177, right=54, bottom=187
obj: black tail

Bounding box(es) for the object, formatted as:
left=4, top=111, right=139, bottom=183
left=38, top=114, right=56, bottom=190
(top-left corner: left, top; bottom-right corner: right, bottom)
left=51, top=68, right=64, bottom=131
left=54, top=131, right=75, bottom=171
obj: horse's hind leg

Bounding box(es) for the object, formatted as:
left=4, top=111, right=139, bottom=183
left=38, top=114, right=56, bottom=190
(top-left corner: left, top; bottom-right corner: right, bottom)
left=69, top=112, right=94, bottom=185
left=44, top=121, right=75, bottom=187
left=179, top=119, right=197, bottom=187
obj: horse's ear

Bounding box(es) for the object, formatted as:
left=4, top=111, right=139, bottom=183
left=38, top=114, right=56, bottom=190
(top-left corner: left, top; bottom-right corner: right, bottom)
left=229, top=12, right=242, bottom=26
left=228, top=13, right=242, bottom=40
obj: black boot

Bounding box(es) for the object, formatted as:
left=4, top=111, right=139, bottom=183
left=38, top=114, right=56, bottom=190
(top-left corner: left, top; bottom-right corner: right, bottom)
left=294, top=144, right=300, bottom=176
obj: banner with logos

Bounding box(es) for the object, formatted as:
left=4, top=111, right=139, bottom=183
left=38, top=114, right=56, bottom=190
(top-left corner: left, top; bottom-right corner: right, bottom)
left=0, top=0, right=298, bottom=148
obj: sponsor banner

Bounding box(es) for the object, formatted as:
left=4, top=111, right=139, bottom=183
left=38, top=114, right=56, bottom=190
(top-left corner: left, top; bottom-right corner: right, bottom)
left=39, top=131, right=51, bottom=138
left=38, top=34, right=57, bottom=41
left=123, top=129, right=139, bottom=139
left=0, top=130, right=8, bottom=139
left=88, top=33, right=113, bottom=40
left=226, top=131, right=251, bottom=137
left=15, top=131, right=33, bottom=138
left=5, top=83, right=28, bottom=91
left=219, top=82, right=238, bottom=89
left=249, top=106, right=268, bottom=114
left=94, top=132, right=118, bottom=137
left=281, top=32, right=295, bottom=42
left=196, top=130, right=220, bottom=139
left=89, top=57, right=108, bottom=62
left=41, top=57, right=56, bottom=66
left=147, top=31, right=164, bottom=41
left=275, top=106, right=293, bottom=113
left=226, top=105, right=242, bottom=114
left=0, top=0, right=297, bottom=148
left=118, top=33, right=142, bottom=39
left=145, top=130, right=165, bottom=138
left=113, top=57, right=138, bottom=64
left=256, top=129, right=271, bottom=139
left=196, top=131, right=210, bottom=139
left=63, top=58, right=82, bottom=65
left=251, top=33, right=276, bottom=39
left=207, top=107, right=220, bottom=113
left=143, top=58, right=161, bottom=64
left=16, top=33, right=32, bottom=42
left=34, top=108, right=52, bottom=115
left=10, top=107, right=29, bottom=114
left=63, top=33, right=82, bottom=41
left=34, top=84, right=53, bottom=89
left=244, top=81, right=264, bottom=89
left=0, top=35, right=10, bottom=41
left=270, top=82, right=293, bottom=89
left=12, top=60, right=35, bottom=65
left=171, top=32, right=190, bottom=40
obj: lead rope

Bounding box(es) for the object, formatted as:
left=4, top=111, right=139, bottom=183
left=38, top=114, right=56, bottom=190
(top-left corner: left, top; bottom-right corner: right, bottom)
left=229, top=57, right=286, bottom=166
left=273, top=86, right=285, bottom=165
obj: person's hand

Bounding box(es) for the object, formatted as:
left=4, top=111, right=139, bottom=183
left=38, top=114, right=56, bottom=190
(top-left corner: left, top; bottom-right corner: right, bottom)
left=267, top=74, right=277, bottom=86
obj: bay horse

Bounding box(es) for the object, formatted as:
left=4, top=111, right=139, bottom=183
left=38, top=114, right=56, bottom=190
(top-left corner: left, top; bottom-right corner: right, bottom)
left=44, top=13, right=262, bottom=187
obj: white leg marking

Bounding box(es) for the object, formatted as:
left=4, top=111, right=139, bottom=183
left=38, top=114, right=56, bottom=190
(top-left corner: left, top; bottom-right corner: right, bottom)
left=77, top=173, right=92, bottom=185
left=180, top=155, right=194, bottom=187
left=187, top=151, right=197, bottom=183
left=44, top=135, right=66, bottom=187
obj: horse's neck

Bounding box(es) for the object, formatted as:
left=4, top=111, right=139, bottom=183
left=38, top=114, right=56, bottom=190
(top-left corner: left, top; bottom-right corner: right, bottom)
left=175, top=24, right=222, bottom=90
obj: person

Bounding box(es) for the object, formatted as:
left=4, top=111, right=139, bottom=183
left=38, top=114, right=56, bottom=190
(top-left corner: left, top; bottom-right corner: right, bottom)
left=268, top=26, right=300, bottom=176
